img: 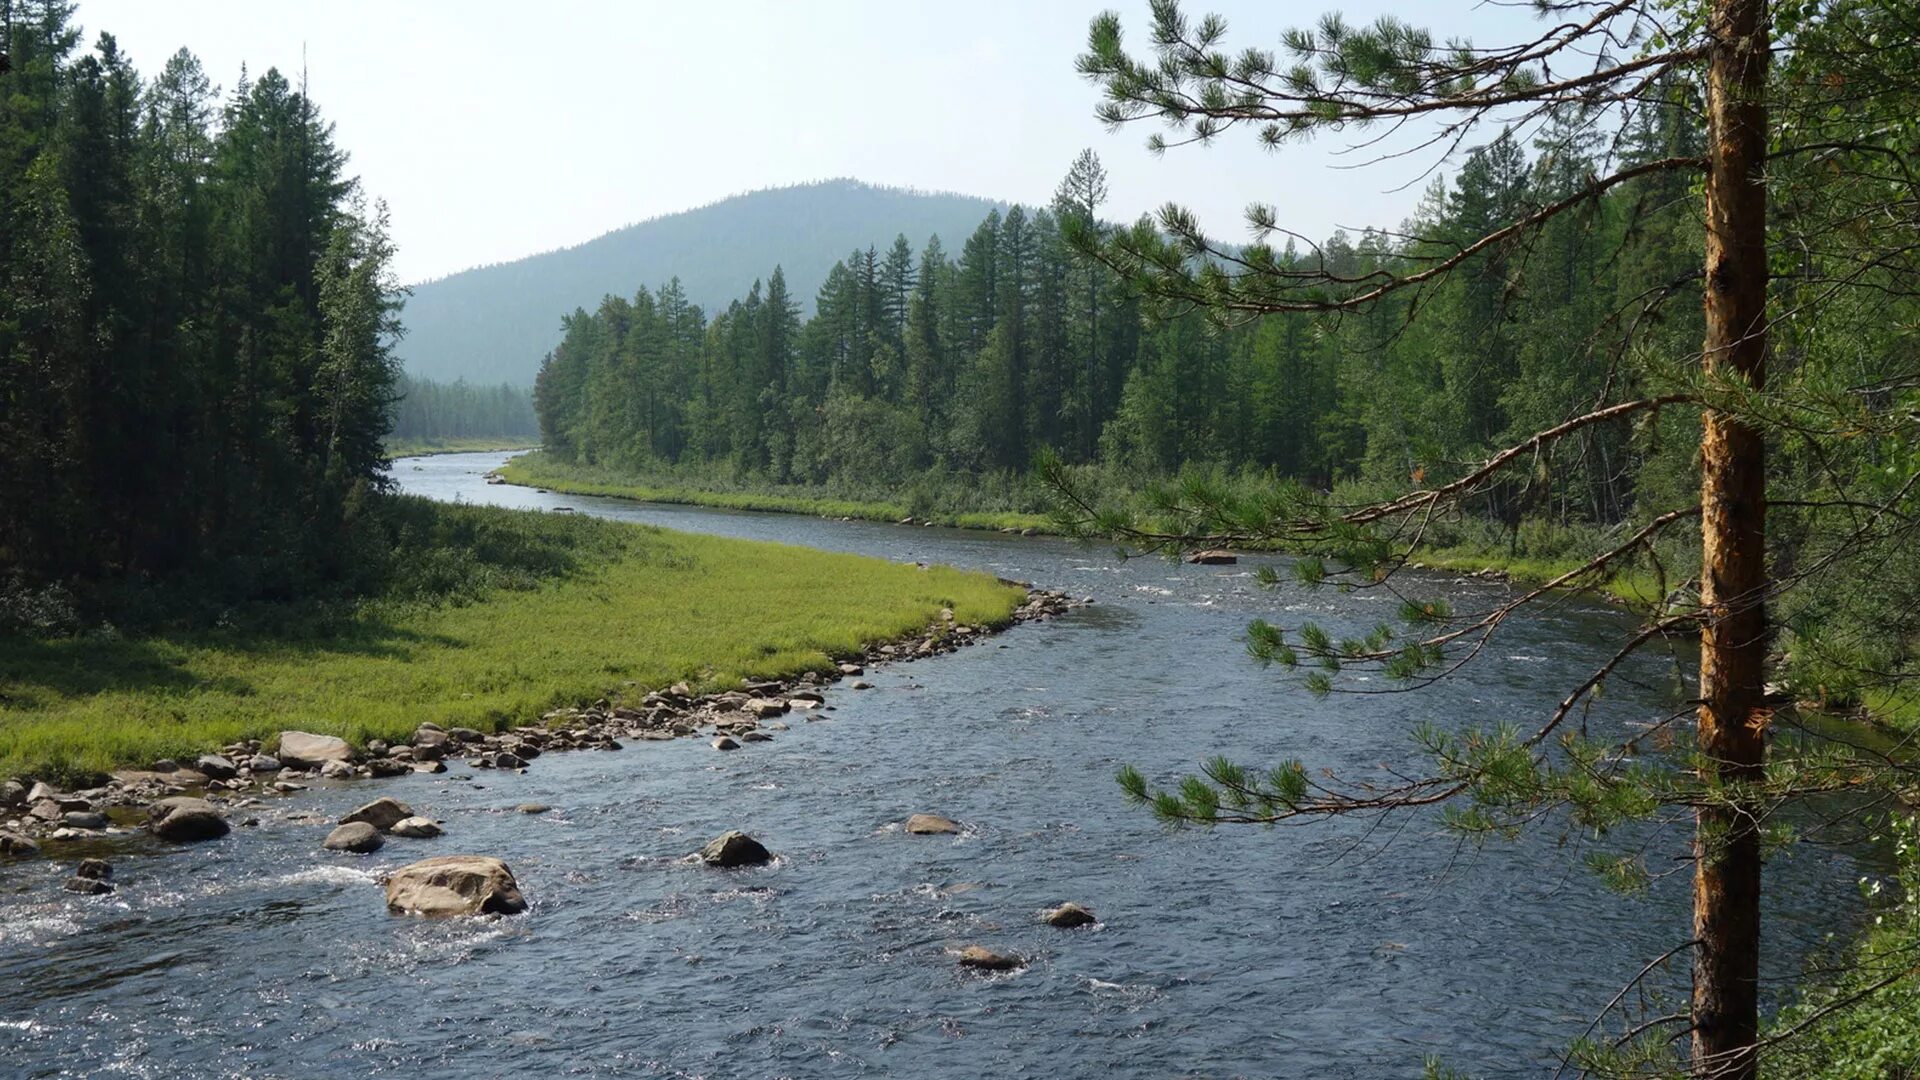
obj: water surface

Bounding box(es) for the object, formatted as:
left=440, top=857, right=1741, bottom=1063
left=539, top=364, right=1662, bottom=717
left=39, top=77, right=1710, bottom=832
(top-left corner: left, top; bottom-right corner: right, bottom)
left=0, top=451, right=1865, bottom=1078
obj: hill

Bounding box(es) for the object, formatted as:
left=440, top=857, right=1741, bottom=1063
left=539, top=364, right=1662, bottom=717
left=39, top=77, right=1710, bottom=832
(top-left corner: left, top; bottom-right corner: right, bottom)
left=396, top=180, right=1006, bottom=385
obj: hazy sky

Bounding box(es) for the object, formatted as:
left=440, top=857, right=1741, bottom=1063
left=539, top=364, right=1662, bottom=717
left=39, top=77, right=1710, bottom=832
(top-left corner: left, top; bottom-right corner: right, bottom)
left=71, top=1, right=1544, bottom=285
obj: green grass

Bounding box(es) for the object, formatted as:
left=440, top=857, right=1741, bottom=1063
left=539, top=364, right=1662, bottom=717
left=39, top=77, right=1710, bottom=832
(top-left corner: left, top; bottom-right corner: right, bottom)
left=0, top=501, right=1023, bottom=782
left=1413, top=546, right=1668, bottom=606
left=499, top=452, right=1057, bottom=533
left=384, top=435, right=539, bottom=458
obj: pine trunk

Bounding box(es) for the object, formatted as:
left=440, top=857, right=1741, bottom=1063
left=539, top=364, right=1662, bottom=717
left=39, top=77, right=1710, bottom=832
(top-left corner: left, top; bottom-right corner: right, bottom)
left=1692, top=1, right=1769, bottom=1077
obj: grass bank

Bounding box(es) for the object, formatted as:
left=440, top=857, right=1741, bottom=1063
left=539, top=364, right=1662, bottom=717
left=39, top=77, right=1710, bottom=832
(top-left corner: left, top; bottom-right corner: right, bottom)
left=497, top=452, right=1055, bottom=533
left=384, top=436, right=539, bottom=458
left=0, top=498, right=1023, bottom=782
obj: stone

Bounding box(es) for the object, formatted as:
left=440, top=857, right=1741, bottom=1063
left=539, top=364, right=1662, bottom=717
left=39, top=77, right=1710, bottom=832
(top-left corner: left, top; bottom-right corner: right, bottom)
left=26, top=781, right=58, bottom=802
left=414, top=727, right=450, bottom=750
left=745, top=697, right=788, bottom=718
left=195, top=754, right=238, bottom=780
left=365, top=758, right=410, bottom=778
left=741, top=731, right=773, bottom=743
left=61, top=810, right=109, bottom=830
left=323, top=822, right=383, bottom=853
left=711, top=736, right=739, bottom=751
left=837, top=662, right=863, bottom=676
left=1187, top=550, right=1238, bottom=565
left=63, top=876, right=115, bottom=896
left=850, top=681, right=874, bottom=691
left=494, top=752, right=528, bottom=770
left=905, top=813, right=961, bottom=835
left=957, top=945, right=1023, bottom=971
left=515, top=804, right=550, bottom=815
left=75, top=857, right=111, bottom=880
left=699, top=830, right=771, bottom=868
left=390, top=816, right=443, bottom=839
left=1044, top=902, right=1098, bottom=928
left=448, top=727, right=484, bottom=744
left=319, top=760, right=356, bottom=780
left=148, top=796, right=229, bottom=842
left=245, top=754, right=282, bottom=773
left=412, top=760, right=447, bottom=775
left=28, top=799, right=61, bottom=821
left=276, top=731, right=353, bottom=768
left=340, top=797, right=413, bottom=832
left=0, top=780, right=25, bottom=807
left=0, top=832, right=41, bottom=857
left=383, top=855, right=527, bottom=917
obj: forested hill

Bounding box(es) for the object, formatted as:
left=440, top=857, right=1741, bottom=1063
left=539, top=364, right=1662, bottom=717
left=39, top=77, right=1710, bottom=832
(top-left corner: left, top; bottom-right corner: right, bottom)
left=397, top=180, right=1004, bottom=385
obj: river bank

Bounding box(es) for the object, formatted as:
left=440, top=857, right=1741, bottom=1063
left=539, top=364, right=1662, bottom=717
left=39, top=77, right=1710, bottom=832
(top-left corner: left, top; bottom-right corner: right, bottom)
left=0, top=497, right=1025, bottom=786
left=384, top=437, right=540, bottom=458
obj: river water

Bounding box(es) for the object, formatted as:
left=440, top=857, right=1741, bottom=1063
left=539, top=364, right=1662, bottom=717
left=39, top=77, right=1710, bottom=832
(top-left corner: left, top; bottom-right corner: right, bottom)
left=0, top=451, right=1869, bottom=1078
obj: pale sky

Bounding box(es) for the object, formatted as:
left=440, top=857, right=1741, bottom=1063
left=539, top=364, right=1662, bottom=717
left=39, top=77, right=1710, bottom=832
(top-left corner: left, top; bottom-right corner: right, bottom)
left=70, top=1, right=1545, bottom=285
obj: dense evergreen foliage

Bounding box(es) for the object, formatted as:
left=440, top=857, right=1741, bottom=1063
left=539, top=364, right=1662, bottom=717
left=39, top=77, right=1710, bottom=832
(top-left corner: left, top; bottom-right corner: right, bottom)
left=0, top=2, right=400, bottom=617
left=388, top=375, right=537, bottom=448
left=399, top=180, right=1005, bottom=385
left=533, top=114, right=1701, bottom=529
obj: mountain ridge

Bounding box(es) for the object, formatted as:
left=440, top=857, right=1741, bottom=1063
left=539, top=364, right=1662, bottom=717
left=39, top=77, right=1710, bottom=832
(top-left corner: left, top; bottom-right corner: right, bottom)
left=396, top=179, right=1008, bottom=385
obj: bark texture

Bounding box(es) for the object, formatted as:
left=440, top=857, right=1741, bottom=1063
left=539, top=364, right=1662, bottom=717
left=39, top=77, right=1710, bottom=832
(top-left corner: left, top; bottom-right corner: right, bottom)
left=1692, top=1, right=1770, bottom=1077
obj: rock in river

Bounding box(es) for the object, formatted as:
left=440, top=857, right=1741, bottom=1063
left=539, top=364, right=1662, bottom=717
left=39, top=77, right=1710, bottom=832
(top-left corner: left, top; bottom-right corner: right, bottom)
left=905, top=813, right=961, bottom=835
left=1186, top=549, right=1238, bottom=565
left=323, top=822, right=384, bottom=853
left=390, top=816, right=443, bottom=839
left=340, top=797, right=413, bottom=832
left=699, top=830, right=771, bottom=867
left=148, top=796, right=229, bottom=842
left=1044, top=902, right=1098, bottom=928
left=957, top=945, right=1023, bottom=971
left=0, top=832, right=42, bottom=857
left=195, top=754, right=239, bottom=780
left=277, top=731, right=353, bottom=769
left=384, top=855, right=527, bottom=917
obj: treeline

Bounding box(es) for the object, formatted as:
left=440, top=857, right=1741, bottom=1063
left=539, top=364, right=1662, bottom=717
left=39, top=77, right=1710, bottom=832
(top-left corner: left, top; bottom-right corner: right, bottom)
left=0, top=3, right=400, bottom=613
left=389, top=376, right=537, bottom=447
left=533, top=105, right=1696, bottom=534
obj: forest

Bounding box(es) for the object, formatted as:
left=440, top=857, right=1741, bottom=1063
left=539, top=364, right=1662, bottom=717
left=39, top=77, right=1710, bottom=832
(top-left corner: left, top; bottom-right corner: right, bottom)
left=0, top=1, right=399, bottom=621
left=386, top=375, right=538, bottom=451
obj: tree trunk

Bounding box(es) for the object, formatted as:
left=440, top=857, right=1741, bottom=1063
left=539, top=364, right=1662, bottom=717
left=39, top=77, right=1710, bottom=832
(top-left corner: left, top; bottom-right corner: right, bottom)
left=1692, top=1, right=1769, bottom=1077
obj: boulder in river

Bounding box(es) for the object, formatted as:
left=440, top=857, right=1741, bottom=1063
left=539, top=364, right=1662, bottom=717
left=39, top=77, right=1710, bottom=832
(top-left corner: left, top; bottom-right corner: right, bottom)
left=340, top=797, right=413, bottom=832
left=515, top=803, right=550, bottom=815
left=148, top=796, right=229, bottom=842
left=1186, top=550, right=1238, bottom=565
left=61, top=810, right=108, bottom=830
left=0, top=831, right=41, bottom=857
left=323, top=822, right=384, bottom=853
left=76, top=858, right=111, bottom=881
left=63, top=875, right=114, bottom=896
left=744, top=697, right=788, bottom=718
left=956, top=945, right=1023, bottom=971
left=1044, top=902, right=1098, bottom=928
left=905, top=813, right=961, bottom=835
left=390, top=816, right=443, bottom=839
left=195, top=754, right=239, bottom=780
left=711, top=736, right=739, bottom=751
left=699, top=830, right=771, bottom=867
left=384, top=855, right=527, bottom=917
left=277, top=731, right=353, bottom=768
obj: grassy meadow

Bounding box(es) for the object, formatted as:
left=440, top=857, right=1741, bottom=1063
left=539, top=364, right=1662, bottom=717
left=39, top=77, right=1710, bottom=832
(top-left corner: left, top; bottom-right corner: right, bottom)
left=0, top=499, right=1023, bottom=782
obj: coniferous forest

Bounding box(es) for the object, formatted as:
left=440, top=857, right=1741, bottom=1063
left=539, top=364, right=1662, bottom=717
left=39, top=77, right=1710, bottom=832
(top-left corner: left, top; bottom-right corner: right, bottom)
left=0, top=4, right=398, bottom=609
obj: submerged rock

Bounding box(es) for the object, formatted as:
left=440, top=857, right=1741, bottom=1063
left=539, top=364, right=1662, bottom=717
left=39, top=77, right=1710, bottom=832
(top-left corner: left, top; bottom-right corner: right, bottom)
left=1044, top=902, right=1098, bottom=928
left=905, top=813, right=961, bottom=835
left=340, top=797, right=413, bottom=832
left=710, top=736, right=739, bottom=751
left=956, top=945, right=1023, bottom=971
left=277, top=731, right=353, bottom=768
left=384, top=855, right=527, bottom=917
left=148, top=796, right=229, bottom=842
left=323, top=822, right=384, bottom=853
left=699, top=830, right=771, bottom=868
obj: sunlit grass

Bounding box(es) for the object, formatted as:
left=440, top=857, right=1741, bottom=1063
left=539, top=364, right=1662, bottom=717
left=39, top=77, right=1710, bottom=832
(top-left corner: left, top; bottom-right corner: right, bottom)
left=383, top=435, right=540, bottom=458
left=0, top=505, right=1023, bottom=782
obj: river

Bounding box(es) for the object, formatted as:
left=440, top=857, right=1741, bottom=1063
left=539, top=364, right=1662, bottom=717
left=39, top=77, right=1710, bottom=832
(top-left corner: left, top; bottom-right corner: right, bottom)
left=0, top=451, right=1869, bottom=1078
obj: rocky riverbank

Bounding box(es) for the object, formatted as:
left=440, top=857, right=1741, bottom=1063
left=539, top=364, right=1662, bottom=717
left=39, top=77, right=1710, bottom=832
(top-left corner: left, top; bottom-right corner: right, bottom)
left=0, top=588, right=1085, bottom=862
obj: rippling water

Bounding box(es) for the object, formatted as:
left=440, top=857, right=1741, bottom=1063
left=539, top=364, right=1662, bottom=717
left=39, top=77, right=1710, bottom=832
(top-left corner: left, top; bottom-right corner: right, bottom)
left=0, top=452, right=1868, bottom=1078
